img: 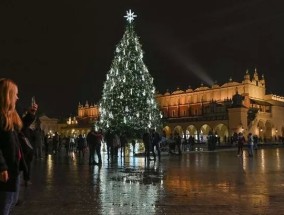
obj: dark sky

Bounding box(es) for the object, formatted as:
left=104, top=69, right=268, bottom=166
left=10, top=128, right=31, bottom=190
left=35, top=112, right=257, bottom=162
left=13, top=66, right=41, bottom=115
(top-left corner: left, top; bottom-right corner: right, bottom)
left=0, top=0, right=283, bottom=118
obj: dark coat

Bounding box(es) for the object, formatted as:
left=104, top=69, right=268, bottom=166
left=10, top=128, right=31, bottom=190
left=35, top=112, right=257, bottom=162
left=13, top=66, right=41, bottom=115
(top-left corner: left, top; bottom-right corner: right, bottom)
left=0, top=112, right=35, bottom=191
left=87, top=131, right=102, bottom=148
left=143, top=132, right=151, bottom=146
left=87, top=130, right=97, bottom=149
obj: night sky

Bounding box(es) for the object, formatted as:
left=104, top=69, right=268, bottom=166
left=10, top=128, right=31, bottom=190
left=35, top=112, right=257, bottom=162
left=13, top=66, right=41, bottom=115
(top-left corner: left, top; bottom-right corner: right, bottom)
left=0, top=0, right=283, bottom=118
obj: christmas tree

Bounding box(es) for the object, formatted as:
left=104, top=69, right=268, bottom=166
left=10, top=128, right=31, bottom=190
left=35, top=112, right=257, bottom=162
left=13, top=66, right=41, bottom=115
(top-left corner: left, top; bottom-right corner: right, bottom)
left=99, top=10, right=161, bottom=137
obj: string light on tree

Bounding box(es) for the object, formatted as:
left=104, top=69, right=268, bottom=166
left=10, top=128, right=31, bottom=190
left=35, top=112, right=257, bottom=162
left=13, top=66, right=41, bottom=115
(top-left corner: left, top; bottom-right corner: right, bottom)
left=98, top=9, right=161, bottom=137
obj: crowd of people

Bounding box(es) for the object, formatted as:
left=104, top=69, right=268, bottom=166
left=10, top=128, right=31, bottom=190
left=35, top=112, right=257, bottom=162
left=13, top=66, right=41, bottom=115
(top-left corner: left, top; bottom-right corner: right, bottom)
left=0, top=78, right=281, bottom=215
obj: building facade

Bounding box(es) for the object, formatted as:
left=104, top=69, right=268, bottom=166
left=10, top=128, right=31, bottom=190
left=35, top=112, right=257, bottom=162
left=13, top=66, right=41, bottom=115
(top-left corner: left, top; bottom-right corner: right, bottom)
left=156, top=69, right=284, bottom=144
left=38, top=115, right=59, bottom=136
left=59, top=102, right=100, bottom=138
left=67, top=69, right=284, bottom=144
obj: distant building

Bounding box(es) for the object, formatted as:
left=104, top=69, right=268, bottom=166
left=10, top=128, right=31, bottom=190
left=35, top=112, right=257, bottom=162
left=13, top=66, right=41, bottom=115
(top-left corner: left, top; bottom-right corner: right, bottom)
left=71, top=69, right=284, bottom=144
left=38, top=115, right=59, bottom=137
left=59, top=101, right=99, bottom=138
left=77, top=101, right=99, bottom=122
left=156, top=69, right=284, bottom=144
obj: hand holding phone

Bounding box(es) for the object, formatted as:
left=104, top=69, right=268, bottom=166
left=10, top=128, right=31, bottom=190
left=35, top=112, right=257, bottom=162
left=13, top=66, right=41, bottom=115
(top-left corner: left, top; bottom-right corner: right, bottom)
left=31, top=96, right=36, bottom=106
left=30, top=96, right=38, bottom=114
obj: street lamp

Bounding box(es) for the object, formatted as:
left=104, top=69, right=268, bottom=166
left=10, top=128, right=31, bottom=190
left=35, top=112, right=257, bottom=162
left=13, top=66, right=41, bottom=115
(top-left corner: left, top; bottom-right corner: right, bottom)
left=260, top=128, right=263, bottom=140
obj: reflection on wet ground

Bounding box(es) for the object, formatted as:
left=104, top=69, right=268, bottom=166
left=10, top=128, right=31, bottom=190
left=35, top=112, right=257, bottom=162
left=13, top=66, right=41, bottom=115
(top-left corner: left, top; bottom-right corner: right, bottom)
left=13, top=147, right=284, bottom=215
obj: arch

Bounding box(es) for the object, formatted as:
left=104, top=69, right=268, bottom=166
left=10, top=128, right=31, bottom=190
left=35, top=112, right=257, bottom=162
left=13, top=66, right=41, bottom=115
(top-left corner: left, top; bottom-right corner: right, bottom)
left=199, top=124, right=212, bottom=143
left=265, top=121, right=272, bottom=141
left=163, top=126, right=171, bottom=138
left=200, top=124, right=212, bottom=135
left=213, top=123, right=229, bottom=144
left=186, top=125, right=197, bottom=135
left=173, top=126, right=184, bottom=137
left=186, top=125, right=198, bottom=141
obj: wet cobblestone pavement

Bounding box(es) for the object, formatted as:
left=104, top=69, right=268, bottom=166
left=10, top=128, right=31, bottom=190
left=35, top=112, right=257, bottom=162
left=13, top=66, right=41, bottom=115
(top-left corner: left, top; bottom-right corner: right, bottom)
left=12, top=147, right=284, bottom=215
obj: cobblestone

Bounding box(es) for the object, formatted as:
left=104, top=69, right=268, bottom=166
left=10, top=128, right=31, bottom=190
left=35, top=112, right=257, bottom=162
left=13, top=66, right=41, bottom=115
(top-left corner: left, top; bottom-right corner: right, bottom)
left=11, top=147, right=284, bottom=215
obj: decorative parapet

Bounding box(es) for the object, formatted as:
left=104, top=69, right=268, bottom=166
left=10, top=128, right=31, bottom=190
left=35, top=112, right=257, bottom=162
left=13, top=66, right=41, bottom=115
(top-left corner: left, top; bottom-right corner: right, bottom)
left=268, top=94, right=284, bottom=102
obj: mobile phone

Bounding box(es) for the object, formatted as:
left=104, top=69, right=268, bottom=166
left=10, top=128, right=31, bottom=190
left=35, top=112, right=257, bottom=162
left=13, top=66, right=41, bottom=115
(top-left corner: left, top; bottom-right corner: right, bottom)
left=31, top=96, right=36, bottom=106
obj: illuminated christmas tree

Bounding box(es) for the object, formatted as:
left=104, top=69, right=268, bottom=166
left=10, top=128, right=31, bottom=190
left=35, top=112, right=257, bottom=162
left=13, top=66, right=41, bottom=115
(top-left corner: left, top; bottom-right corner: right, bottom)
left=99, top=10, right=161, bottom=137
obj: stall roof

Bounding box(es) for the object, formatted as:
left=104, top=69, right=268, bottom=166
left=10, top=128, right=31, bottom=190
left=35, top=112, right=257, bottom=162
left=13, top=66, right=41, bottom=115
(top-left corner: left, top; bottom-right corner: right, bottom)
left=250, top=99, right=272, bottom=106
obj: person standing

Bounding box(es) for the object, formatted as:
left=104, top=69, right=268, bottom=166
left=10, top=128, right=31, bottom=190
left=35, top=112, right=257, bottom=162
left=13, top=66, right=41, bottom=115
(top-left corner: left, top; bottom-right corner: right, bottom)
left=253, top=135, right=259, bottom=150
left=87, top=128, right=96, bottom=165
left=34, top=120, right=44, bottom=159
left=68, top=135, right=76, bottom=159
left=95, top=129, right=103, bottom=165
left=0, top=78, right=38, bottom=215
left=143, top=130, right=151, bottom=161
left=104, top=130, right=113, bottom=161
left=168, top=133, right=175, bottom=154
left=77, top=134, right=85, bottom=158
left=44, top=134, right=49, bottom=156
left=247, top=133, right=254, bottom=157
left=174, top=132, right=182, bottom=155
left=52, top=132, right=59, bottom=154
left=131, top=139, right=136, bottom=156
left=152, top=130, right=161, bottom=161
left=87, top=127, right=102, bottom=165
left=237, top=132, right=245, bottom=157
left=112, top=133, right=120, bottom=159
left=120, top=133, right=127, bottom=158
left=189, top=135, right=195, bottom=151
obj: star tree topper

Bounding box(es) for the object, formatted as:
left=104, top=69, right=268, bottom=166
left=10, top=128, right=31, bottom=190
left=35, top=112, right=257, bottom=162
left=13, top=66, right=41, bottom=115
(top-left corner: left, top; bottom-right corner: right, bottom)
left=124, top=9, right=137, bottom=23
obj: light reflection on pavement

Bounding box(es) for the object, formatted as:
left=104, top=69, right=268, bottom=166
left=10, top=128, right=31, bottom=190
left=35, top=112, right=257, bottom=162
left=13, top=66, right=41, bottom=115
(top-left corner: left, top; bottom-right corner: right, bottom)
left=12, top=147, right=284, bottom=215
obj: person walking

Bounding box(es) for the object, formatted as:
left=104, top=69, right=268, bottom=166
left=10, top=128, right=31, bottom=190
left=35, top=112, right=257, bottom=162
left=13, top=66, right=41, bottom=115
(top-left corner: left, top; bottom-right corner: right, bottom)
left=0, top=78, right=38, bottom=215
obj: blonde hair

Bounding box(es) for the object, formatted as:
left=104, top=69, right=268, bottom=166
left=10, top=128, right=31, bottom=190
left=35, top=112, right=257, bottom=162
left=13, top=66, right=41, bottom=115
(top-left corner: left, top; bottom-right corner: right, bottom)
left=0, top=78, right=23, bottom=131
